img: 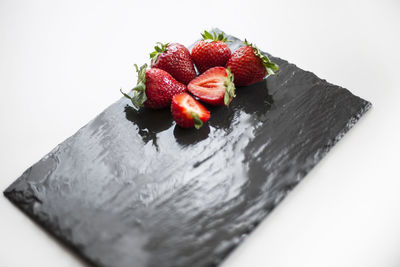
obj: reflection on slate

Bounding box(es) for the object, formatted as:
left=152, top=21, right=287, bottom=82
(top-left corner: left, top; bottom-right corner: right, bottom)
left=4, top=29, right=371, bottom=267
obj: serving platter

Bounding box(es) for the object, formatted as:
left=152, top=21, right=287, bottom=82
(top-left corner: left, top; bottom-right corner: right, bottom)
left=4, top=29, right=371, bottom=267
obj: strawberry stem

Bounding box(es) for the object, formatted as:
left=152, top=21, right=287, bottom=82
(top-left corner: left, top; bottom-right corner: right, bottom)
left=191, top=112, right=203, bottom=129
left=224, top=68, right=236, bottom=106
left=120, top=64, right=148, bottom=109
left=244, top=39, right=279, bottom=75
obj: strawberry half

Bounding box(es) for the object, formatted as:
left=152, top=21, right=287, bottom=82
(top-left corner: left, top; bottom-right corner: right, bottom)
left=121, top=64, right=186, bottom=109
left=171, top=93, right=210, bottom=129
left=225, top=40, right=279, bottom=86
left=150, top=42, right=197, bottom=85
left=191, top=30, right=231, bottom=74
left=187, top=67, right=236, bottom=106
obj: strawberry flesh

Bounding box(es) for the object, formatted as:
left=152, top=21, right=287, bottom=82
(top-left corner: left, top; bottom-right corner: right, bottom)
left=171, top=93, right=210, bottom=129
left=188, top=67, right=235, bottom=106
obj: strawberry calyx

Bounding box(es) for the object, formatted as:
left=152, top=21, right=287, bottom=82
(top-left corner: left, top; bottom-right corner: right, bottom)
left=244, top=39, right=279, bottom=75
left=201, top=30, right=229, bottom=43
left=150, top=42, right=169, bottom=64
left=191, top=112, right=203, bottom=129
left=120, top=63, right=147, bottom=109
left=224, top=68, right=236, bottom=106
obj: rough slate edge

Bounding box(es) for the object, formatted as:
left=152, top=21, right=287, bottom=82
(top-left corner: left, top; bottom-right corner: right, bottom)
left=2, top=97, right=372, bottom=267
left=4, top=202, right=95, bottom=266
left=3, top=152, right=99, bottom=266
left=3, top=28, right=372, bottom=267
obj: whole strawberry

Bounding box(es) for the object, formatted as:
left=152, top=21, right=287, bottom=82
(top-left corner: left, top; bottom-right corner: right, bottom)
left=226, top=40, right=279, bottom=86
left=121, top=64, right=186, bottom=109
left=150, top=42, right=197, bottom=85
left=191, top=30, right=231, bottom=74
left=188, top=67, right=235, bottom=106
left=171, top=93, right=210, bottom=129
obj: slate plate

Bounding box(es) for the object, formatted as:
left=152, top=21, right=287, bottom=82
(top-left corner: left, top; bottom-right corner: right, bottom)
left=4, top=29, right=371, bottom=267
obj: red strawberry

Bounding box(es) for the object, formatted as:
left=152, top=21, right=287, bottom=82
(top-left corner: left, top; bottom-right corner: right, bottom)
left=188, top=67, right=235, bottom=106
left=191, top=30, right=231, bottom=74
left=150, top=42, right=197, bottom=85
left=121, top=64, right=186, bottom=109
left=171, top=93, right=210, bottom=129
left=225, top=40, right=279, bottom=86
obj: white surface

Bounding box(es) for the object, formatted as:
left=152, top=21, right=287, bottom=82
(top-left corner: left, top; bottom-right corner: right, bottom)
left=0, top=0, right=399, bottom=266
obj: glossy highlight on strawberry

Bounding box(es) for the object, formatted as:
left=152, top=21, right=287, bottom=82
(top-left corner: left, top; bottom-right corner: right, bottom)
left=150, top=42, right=197, bottom=85
left=188, top=67, right=235, bottom=106
left=121, top=64, right=186, bottom=109
left=191, top=30, right=231, bottom=74
left=226, top=40, right=279, bottom=86
left=171, top=93, right=210, bottom=129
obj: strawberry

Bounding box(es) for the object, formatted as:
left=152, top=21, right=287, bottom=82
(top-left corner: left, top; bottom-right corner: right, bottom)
left=121, top=64, right=186, bottom=109
left=171, top=93, right=210, bottom=129
left=225, top=40, right=279, bottom=86
left=150, top=42, right=197, bottom=85
left=191, top=30, right=231, bottom=74
left=187, top=67, right=235, bottom=106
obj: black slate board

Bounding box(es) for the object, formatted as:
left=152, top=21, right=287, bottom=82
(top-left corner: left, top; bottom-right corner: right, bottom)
left=4, top=29, right=371, bottom=267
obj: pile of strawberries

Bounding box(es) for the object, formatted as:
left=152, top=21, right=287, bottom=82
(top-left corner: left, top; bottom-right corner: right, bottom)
left=121, top=30, right=279, bottom=129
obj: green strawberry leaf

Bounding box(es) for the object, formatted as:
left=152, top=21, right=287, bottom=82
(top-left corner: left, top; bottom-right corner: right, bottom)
left=201, top=30, right=229, bottom=43
left=224, top=68, right=236, bottom=106
left=149, top=42, right=169, bottom=64
left=120, top=88, right=132, bottom=100
left=120, top=63, right=148, bottom=109
left=201, top=30, right=214, bottom=40
left=191, top=112, right=203, bottom=129
left=244, top=40, right=279, bottom=75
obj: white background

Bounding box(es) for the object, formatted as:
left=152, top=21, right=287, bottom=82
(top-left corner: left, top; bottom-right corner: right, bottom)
left=1, top=0, right=399, bottom=266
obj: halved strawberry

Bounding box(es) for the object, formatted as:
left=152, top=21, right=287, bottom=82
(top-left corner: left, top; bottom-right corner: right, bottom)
left=187, top=67, right=235, bottom=106
left=171, top=93, right=210, bottom=129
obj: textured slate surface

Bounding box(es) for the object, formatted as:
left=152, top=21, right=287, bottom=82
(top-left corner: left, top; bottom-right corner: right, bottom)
left=4, top=30, right=371, bottom=267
